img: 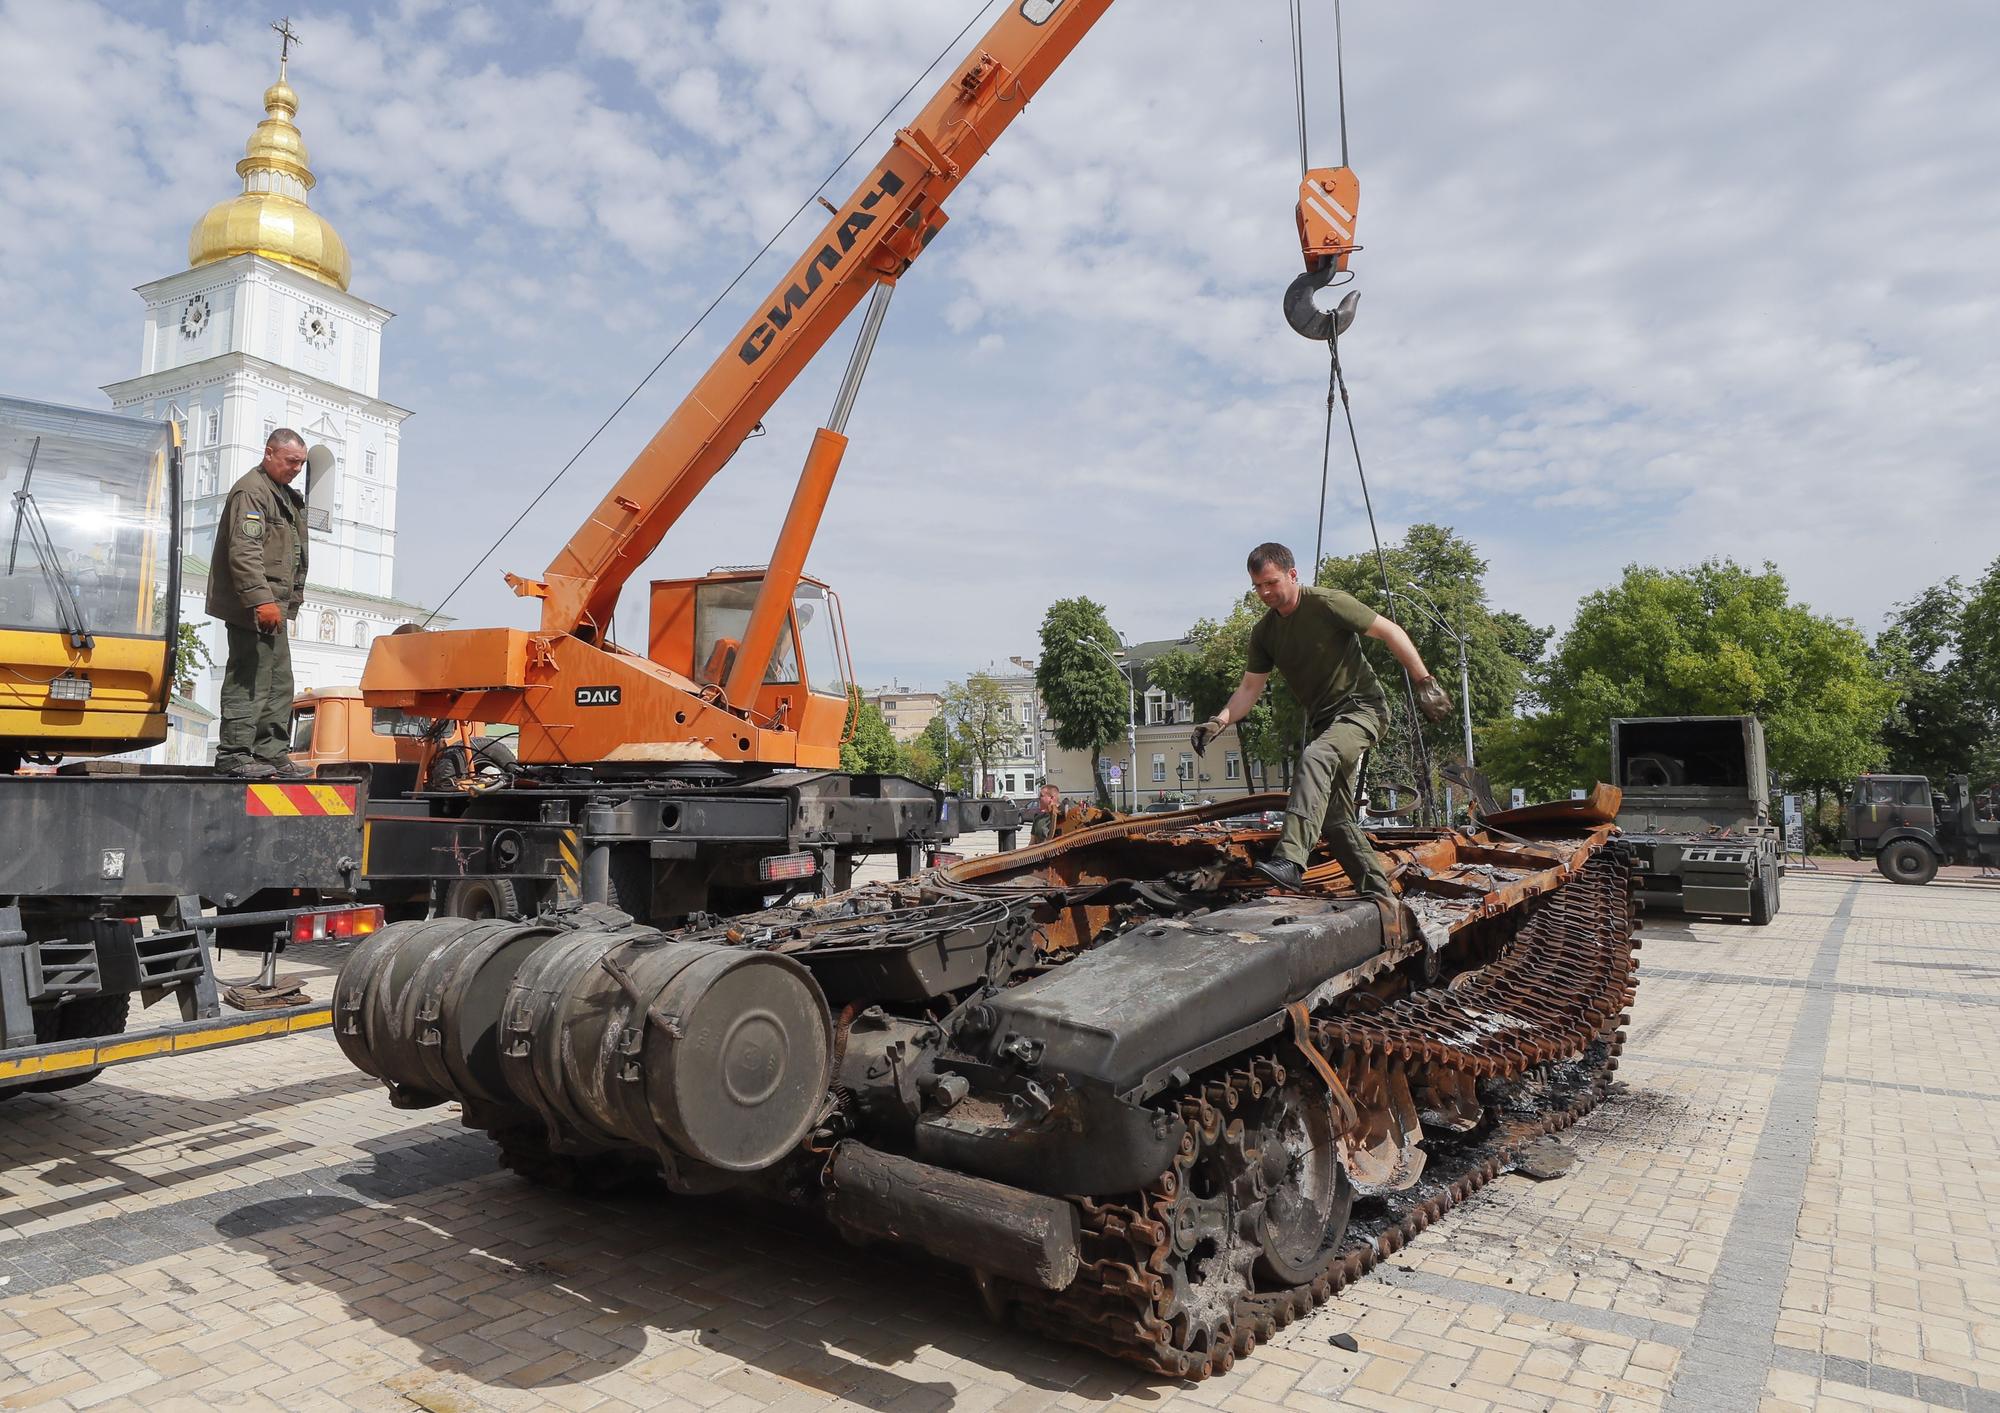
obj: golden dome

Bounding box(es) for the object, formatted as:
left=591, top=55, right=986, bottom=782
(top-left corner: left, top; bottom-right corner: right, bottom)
left=188, top=68, right=350, bottom=291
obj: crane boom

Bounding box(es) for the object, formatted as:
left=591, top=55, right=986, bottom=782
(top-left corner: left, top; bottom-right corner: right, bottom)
left=364, top=0, right=1359, bottom=770
left=525, top=0, right=1117, bottom=641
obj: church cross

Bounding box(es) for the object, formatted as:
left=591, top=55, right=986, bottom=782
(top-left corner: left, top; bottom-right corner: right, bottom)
left=272, top=16, right=302, bottom=69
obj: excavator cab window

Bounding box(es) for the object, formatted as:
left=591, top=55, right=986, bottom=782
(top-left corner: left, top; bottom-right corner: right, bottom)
left=0, top=397, right=175, bottom=642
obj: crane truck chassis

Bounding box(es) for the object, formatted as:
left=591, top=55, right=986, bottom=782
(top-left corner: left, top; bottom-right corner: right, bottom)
left=0, top=764, right=1017, bottom=1097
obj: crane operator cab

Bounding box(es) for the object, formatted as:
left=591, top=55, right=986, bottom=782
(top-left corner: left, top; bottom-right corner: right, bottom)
left=649, top=570, right=855, bottom=753
left=0, top=396, right=179, bottom=768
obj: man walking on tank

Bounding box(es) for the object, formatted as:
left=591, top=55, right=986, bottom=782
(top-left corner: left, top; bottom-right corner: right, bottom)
left=1193, top=542, right=1451, bottom=897
left=208, top=429, right=312, bottom=779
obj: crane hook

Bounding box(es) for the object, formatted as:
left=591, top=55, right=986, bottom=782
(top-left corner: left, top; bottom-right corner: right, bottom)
left=1283, top=273, right=1358, bottom=342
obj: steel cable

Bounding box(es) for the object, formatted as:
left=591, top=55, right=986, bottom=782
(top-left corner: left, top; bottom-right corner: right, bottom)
left=421, top=0, right=1004, bottom=627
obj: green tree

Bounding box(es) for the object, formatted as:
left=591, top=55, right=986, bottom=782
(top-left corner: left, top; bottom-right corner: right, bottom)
left=1876, top=568, right=2000, bottom=787
left=1482, top=559, right=1894, bottom=804
left=1315, top=524, right=1548, bottom=818
left=1148, top=596, right=1298, bottom=791
left=942, top=674, right=1011, bottom=792
left=157, top=591, right=213, bottom=699
left=903, top=713, right=955, bottom=789
left=900, top=735, right=942, bottom=786
left=1035, top=598, right=1128, bottom=808
left=1318, top=525, right=1545, bottom=747
left=838, top=693, right=903, bottom=774
left=171, top=620, right=213, bottom=699
left=1959, top=557, right=2000, bottom=748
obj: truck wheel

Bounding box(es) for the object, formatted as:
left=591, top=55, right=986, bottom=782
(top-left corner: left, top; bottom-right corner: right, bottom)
left=1749, top=870, right=1775, bottom=926
left=442, top=877, right=531, bottom=920
left=1878, top=840, right=1938, bottom=886
left=17, top=993, right=133, bottom=1095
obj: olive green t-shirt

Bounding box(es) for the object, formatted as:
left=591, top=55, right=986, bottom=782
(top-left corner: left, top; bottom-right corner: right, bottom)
left=1247, top=586, right=1387, bottom=722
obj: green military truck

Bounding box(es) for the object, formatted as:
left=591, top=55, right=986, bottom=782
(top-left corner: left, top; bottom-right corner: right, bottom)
left=1612, top=715, right=1782, bottom=925
left=1843, top=774, right=2000, bottom=884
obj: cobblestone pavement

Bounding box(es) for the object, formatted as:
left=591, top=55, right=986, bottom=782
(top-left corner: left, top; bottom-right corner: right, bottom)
left=3, top=871, right=1998, bottom=1411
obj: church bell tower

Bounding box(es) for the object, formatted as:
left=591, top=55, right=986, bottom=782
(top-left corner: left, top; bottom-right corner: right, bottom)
left=102, top=21, right=429, bottom=746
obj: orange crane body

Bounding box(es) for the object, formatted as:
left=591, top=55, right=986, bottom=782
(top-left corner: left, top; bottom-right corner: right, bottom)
left=363, top=0, right=1355, bottom=768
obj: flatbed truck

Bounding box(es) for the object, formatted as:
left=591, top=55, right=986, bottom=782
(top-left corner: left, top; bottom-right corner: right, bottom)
left=1, top=762, right=1016, bottom=1098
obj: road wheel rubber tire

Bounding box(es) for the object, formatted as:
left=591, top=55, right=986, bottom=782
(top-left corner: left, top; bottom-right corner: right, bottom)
left=1749, top=870, right=1775, bottom=926
left=1878, top=840, right=1937, bottom=886
left=442, top=877, right=529, bottom=920
left=12, top=993, right=134, bottom=1096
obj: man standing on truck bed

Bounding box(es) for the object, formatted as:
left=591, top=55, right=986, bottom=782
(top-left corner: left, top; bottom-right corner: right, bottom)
left=1194, top=543, right=1451, bottom=897
left=207, top=429, right=310, bottom=778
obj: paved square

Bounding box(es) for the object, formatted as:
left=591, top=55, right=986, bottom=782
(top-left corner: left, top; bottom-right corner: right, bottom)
left=4, top=870, right=1998, bottom=1411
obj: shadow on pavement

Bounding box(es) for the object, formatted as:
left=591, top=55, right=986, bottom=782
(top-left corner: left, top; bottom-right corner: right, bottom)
left=0, top=1067, right=382, bottom=1178
left=216, top=1129, right=1165, bottom=1408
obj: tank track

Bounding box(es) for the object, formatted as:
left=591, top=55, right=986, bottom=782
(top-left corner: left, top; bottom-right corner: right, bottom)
left=1001, top=848, right=1641, bottom=1379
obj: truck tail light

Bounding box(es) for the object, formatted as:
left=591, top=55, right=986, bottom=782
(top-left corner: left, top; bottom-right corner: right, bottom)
left=291, top=905, right=386, bottom=944
left=927, top=850, right=963, bottom=868
left=758, top=852, right=818, bottom=883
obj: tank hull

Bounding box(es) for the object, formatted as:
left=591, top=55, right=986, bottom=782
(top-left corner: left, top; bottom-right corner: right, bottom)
left=334, top=792, right=1639, bottom=1378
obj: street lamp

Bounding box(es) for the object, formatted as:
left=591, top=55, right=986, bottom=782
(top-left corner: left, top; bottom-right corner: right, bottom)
left=1076, top=635, right=1138, bottom=812
left=1388, top=583, right=1476, bottom=765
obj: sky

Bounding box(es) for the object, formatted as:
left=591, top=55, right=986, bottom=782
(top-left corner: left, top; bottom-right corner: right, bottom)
left=1, top=0, right=1994, bottom=690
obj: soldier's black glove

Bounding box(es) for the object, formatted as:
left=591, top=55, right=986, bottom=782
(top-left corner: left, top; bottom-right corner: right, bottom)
left=1414, top=675, right=1452, bottom=723
left=1191, top=717, right=1224, bottom=756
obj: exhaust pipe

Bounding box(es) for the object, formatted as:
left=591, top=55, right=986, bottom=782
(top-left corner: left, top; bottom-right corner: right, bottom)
left=825, top=1142, right=1080, bottom=1291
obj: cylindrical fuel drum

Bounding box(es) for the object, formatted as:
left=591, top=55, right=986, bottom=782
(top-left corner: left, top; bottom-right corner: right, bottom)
left=336, top=916, right=833, bottom=1177
left=500, top=931, right=833, bottom=1174
left=334, top=915, right=564, bottom=1107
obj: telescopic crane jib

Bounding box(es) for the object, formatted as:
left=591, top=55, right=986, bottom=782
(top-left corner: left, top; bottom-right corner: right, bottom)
left=362, top=0, right=1361, bottom=769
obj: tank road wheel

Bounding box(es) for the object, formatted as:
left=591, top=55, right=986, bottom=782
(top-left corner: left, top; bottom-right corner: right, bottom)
left=1252, top=1084, right=1353, bottom=1285
left=1149, top=1069, right=1358, bottom=1373
left=1157, top=1099, right=1256, bottom=1371
left=1879, top=840, right=1937, bottom=886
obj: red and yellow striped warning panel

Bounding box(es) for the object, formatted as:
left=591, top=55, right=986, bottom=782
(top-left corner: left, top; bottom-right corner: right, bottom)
left=245, top=783, right=357, bottom=817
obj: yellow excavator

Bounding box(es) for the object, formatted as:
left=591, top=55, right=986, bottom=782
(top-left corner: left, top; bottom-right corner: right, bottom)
left=0, top=393, right=180, bottom=770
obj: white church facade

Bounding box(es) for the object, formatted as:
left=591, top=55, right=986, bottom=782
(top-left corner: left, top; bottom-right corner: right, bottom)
left=102, top=55, right=430, bottom=760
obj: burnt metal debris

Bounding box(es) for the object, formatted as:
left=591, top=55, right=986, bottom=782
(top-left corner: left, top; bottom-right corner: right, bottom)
left=334, top=790, right=1641, bottom=1379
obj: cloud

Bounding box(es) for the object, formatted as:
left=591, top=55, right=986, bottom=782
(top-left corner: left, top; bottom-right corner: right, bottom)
left=0, top=0, right=1993, bottom=692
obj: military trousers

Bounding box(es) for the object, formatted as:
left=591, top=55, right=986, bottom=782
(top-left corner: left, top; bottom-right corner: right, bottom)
left=216, top=621, right=295, bottom=768
left=1276, top=703, right=1393, bottom=900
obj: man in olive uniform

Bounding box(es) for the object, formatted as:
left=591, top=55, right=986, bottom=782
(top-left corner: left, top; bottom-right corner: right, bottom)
left=1193, top=543, right=1451, bottom=897
left=1030, top=781, right=1062, bottom=843
left=207, top=430, right=311, bottom=778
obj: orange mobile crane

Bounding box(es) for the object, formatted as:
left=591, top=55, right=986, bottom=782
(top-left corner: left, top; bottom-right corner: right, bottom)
left=2, top=2, right=1364, bottom=1098
left=362, top=0, right=1359, bottom=771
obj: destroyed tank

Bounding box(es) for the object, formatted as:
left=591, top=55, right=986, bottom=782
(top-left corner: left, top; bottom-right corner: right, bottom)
left=333, top=789, right=1639, bottom=1378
